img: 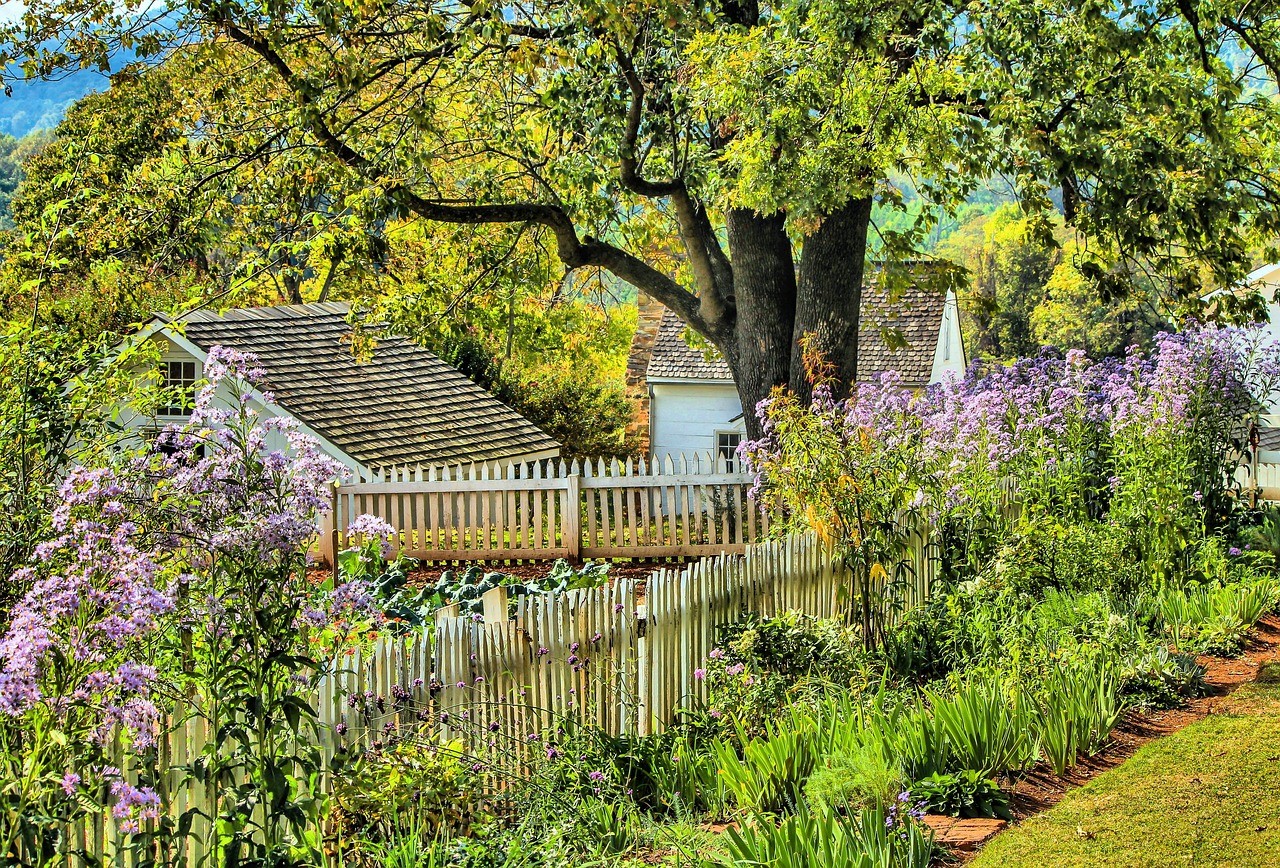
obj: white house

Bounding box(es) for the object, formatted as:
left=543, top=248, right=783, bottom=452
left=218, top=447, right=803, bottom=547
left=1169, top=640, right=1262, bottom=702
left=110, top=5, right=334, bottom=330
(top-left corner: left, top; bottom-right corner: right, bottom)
left=625, top=284, right=967, bottom=466
left=121, top=302, right=560, bottom=476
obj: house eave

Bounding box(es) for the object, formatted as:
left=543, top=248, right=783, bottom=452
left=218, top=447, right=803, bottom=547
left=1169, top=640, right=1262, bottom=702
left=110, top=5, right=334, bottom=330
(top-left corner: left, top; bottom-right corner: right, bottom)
left=647, top=376, right=736, bottom=386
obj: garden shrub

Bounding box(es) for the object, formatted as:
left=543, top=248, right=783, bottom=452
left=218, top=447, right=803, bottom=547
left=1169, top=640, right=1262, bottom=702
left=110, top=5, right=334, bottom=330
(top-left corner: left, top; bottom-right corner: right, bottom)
left=927, top=677, right=1037, bottom=777
left=991, top=518, right=1144, bottom=598
left=907, top=770, right=1012, bottom=820
left=716, top=611, right=865, bottom=683
left=712, top=716, right=821, bottom=816
left=1119, top=646, right=1206, bottom=709
left=1143, top=578, right=1280, bottom=656
left=804, top=739, right=905, bottom=815
left=1033, top=655, right=1126, bottom=775
left=332, top=740, right=485, bottom=846
left=535, top=724, right=722, bottom=817
left=703, top=611, right=867, bottom=733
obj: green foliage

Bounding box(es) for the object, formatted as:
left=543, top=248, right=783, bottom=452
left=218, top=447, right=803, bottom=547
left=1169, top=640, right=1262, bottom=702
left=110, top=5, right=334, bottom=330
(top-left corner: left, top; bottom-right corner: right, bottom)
left=927, top=679, right=1037, bottom=778
left=427, top=560, right=611, bottom=617
left=705, top=806, right=933, bottom=868
left=804, top=740, right=905, bottom=815
left=1246, top=510, right=1280, bottom=559
left=1034, top=657, right=1127, bottom=776
left=1120, top=647, right=1206, bottom=710
left=938, top=206, right=1165, bottom=362
left=532, top=724, right=723, bottom=818
left=716, top=612, right=866, bottom=684
left=908, top=771, right=1012, bottom=821
left=712, top=717, right=820, bottom=816
left=0, top=323, right=151, bottom=617
left=703, top=612, right=869, bottom=734
left=331, top=740, right=485, bottom=848
left=439, top=334, right=639, bottom=462
left=1144, top=578, right=1280, bottom=656
left=991, top=519, right=1144, bottom=599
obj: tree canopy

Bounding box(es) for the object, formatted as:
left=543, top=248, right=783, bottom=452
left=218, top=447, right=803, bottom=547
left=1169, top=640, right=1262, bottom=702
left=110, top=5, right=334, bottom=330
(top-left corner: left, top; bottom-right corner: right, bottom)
left=5, top=0, right=1280, bottom=429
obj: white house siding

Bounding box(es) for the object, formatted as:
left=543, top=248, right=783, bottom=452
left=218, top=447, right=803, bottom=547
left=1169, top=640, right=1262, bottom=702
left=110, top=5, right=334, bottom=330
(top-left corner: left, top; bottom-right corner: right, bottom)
left=649, top=381, right=746, bottom=464
left=115, top=337, right=368, bottom=476
left=930, top=289, right=968, bottom=383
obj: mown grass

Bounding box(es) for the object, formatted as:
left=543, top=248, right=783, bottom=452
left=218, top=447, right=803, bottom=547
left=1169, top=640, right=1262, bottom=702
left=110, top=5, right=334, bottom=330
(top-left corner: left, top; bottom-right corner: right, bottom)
left=971, top=663, right=1280, bottom=868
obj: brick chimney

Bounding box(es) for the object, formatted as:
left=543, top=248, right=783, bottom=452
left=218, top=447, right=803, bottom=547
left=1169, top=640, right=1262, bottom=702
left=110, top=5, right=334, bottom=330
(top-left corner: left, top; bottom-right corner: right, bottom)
left=625, top=293, right=665, bottom=456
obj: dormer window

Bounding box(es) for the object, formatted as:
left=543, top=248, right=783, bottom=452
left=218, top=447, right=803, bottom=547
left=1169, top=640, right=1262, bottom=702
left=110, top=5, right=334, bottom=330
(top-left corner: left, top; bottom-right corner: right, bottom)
left=159, top=359, right=199, bottom=418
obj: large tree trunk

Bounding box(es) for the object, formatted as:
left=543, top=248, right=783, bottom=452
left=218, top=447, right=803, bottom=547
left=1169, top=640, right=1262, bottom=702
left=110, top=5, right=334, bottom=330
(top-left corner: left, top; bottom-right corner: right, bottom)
left=722, top=209, right=796, bottom=439
left=714, top=200, right=873, bottom=438
left=789, top=198, right=873, bottom=402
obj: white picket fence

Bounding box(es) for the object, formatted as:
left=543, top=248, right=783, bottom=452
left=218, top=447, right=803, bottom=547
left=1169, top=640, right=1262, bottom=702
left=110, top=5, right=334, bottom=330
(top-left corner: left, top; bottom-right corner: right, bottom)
left=1252, top=458, right=1280, bottom=500
left=324, top=454, right=766, bottom=563
left=43, top=530, right=937, bottom=866
left=315, top=529, right=936, bottom=749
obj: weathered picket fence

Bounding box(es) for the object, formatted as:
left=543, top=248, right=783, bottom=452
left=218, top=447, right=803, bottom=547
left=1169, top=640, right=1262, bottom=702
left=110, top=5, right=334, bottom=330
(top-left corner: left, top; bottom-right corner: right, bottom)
left=46, top=530, right=936, bottom=866
left=317, top=528, right=935, bottom=754
left=324, top=454, right=765, bottom=564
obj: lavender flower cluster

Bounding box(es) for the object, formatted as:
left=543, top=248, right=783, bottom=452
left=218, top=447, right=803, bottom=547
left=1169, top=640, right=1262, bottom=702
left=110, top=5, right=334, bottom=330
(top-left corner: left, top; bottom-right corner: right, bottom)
left=0, top=346, right=371, bottom=834
left=743, top=324, right=1280, bottom=526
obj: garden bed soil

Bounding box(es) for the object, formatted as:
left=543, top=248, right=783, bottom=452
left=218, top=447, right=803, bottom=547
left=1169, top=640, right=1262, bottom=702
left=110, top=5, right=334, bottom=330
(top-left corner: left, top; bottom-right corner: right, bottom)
left=404, top=560, right=668, bottom=587
left=936, top=614, right=1280, bottom=861
left=307, top=559, right=674, bottom=589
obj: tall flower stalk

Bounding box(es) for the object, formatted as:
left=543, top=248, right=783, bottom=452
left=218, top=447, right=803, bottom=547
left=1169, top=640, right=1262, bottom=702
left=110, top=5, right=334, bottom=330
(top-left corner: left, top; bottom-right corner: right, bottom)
left=0, top=346, right=377, bottom=866
left=744, top=325, right=1280, bottom=610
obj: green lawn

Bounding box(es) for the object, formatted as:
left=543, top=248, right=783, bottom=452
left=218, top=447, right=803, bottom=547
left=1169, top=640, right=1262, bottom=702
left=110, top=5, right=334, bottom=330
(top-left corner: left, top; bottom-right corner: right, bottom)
left=971, top=666, right=1280, bottom=868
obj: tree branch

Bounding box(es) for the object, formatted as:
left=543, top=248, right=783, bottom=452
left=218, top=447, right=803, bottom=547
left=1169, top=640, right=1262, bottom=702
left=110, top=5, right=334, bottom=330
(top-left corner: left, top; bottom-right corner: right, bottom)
left=207, top=5, right=715, bottom=336
left=614, top=41, right=735, bottom=320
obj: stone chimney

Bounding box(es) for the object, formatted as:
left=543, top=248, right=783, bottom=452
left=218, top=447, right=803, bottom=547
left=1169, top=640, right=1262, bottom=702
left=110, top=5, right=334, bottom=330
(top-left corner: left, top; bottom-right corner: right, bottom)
left=625, top=293, right=665, bottom=456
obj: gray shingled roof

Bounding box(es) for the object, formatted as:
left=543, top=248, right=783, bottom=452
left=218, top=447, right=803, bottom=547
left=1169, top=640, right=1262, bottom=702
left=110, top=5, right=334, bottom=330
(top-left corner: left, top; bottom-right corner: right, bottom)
left=647, top=308, right=733, bottom=380
left=164, top=303, right=560, bottom=468
left=646, top=284, right=947, bottom=387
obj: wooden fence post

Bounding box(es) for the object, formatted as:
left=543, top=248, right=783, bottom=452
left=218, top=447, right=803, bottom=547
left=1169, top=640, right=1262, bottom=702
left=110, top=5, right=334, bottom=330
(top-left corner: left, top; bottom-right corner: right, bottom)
left=565, top=471, right=581, bottom=562
left=482, top=585, right=509, bottom=624
left=324, top=482, right=339, bottom=579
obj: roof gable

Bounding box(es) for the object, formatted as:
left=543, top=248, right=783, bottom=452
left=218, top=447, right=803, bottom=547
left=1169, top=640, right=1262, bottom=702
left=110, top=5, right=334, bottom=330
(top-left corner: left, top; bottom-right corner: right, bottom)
left=644, top=282, right=949, bottom=387
left=160, top=303, right=560, bottom=468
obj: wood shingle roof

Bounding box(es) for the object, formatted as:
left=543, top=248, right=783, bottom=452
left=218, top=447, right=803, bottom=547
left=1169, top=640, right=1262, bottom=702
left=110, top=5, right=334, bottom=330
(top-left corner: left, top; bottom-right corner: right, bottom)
left=166, top=303, right=560, bottom=468
left=646, top=283, right=947, bottom=387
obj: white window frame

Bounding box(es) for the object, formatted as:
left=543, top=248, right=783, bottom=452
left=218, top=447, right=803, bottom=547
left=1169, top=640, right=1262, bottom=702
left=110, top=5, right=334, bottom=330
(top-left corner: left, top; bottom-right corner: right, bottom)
left=157, top=356, right=201, bottom=420
left=715, top=430, right=743, bottom=470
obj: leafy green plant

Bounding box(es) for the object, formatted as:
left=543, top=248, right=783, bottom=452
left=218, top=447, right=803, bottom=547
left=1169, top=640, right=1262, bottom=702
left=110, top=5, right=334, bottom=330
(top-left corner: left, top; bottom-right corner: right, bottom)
left=908, top=770, right=1013, bottom=820
left=574, top=800, right=639, bottom=857
left=703, top=612, right=869, bottom=736
left=1034, top=656, right=1126, bottom=776
left=706, top=805, right=933, bottom=868
left=338, top=815, right=451, bottom=868
left=857, top=696, right=952, bottom=783
left=927, top=677, right=1036, bottom=777
left=993, top=518, right=1144, bottom=598
left=713, top=718, right=819, bottom=816
left=804, top=739, right=905, bottom=814
left=1120, top=646, right=1206, bottom=709
left=429, top=559, right=611, bottom=616
left=331, top=740, right=484, bottom=847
